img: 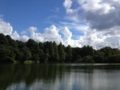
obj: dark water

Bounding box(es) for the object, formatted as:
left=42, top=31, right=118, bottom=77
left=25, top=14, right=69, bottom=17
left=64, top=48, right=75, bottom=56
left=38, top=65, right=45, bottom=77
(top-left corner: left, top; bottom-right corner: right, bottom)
left=0, top=63, right=120, bottom=90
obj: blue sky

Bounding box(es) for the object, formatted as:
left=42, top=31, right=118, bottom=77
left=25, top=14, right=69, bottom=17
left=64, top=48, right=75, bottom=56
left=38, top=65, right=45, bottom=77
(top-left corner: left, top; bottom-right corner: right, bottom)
left=0, top=0, right=120, bottom=49
left=0, top=0, right=65, bottom=32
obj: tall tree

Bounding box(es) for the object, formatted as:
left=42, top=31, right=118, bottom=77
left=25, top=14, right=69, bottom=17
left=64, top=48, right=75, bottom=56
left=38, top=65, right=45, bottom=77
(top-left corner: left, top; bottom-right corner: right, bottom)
left=48, top=42, right=55, bottom=62
left=58, top=42, right=66, bottom=62
left=6, top=35, right=18, bottom=48
left=26, top=39, right=40, bottom=61
left=53, top=41, right=59, bottom=62
left=66, top=45, right=72, bottom=62
left=20, top=46, right=31, bottom=61
left=0, top=33, right=8, bottom=45
left=0, top=48, right=15, bottom=63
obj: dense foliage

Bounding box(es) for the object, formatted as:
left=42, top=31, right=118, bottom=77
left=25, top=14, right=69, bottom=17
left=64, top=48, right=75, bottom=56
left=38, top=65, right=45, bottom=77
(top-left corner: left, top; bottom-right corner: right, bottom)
left=0, top=33, right=120, bottom=63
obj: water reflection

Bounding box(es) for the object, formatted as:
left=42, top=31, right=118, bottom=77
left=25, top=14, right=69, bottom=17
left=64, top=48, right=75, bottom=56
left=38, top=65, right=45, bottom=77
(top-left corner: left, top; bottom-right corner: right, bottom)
left=0, top=64, right=120, bottom=90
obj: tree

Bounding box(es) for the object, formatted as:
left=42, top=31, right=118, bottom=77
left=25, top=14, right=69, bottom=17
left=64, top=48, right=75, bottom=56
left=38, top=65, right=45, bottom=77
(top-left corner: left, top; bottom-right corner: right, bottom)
left=53, top=41, right=59, bottom=62
left=81, top=45, right=94, bottom=57
left=65, top=45, right=72, bottom=62
left=82, top=55, right=94, bottom=63
left=26, top=39, right=40, bottom=61
left=0, top=33, right=8, bottom=45
left=0, top=48, right=15, bottom=63
left=20, top=47, right=31, bottom=61
left=16, top=40, right=25, bottom=48
left=76, top=55, right=83, bottom=63
left=72, top=47, right=81, bottom=62
left=58, top=42, right=66, bottom=62
left=93, top=50, right=105, bottom=63
left=48, top=42, right=55, bottom=62
left=6, top=35, right=18, bottom=48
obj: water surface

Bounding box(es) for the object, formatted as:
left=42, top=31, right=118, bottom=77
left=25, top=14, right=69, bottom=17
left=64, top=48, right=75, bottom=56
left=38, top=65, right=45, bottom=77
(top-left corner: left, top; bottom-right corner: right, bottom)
left=0, top=63, right=120, bottom=90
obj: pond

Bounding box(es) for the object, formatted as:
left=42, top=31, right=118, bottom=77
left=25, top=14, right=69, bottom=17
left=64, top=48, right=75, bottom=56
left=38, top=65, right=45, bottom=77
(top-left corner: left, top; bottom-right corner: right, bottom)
left=0, top=63, right=120, bottom=90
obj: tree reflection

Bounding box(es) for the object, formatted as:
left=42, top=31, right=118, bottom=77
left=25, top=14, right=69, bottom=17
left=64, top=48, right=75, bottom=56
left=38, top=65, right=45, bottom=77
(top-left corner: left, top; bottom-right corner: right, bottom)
left=0, top=64, right=66, bottom=89
left=0, top=64, right=120, bottom=90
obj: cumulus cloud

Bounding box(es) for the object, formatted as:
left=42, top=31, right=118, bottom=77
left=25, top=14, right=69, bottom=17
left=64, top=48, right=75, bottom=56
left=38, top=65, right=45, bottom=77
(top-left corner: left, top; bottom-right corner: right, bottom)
left=26, top=25, right=62, bottom=43
left=26, top=25, right=74, bottom=46
left=76, top=26, right=120, bottom=49
left=78, top=0, right=115, bottom=14
left=63, top=0, right=120, bottom=30
left=1, top=16, right=120, bottom=49
left=63, top=0, right=72, bottom=9
left=0, top=19, right=13, bottom=35
left=0, top=18, right=74, bottom=46
left=62, top=0, right=120, bottom=49
left=1, top=0, right=120, bottom=50
left=63, top=0, right=80, bottom=21
left=60, top=27, right=72, bottom=45
left=0, top=19, right=29, bottom=42
left=43, top=25, right=62, bottom=43
left=11, top=31, right=29, bottom=42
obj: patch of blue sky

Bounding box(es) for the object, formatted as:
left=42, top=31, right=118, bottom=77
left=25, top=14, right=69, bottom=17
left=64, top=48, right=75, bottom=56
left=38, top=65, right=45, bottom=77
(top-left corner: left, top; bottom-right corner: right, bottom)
left=0, top=0, right=65, bottom=34
left=72, top=32, right=84, bottom=40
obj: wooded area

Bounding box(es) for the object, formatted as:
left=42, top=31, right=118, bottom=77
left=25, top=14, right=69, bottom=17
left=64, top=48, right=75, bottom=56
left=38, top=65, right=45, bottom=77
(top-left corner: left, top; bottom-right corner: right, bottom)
left=0, top=33, right=120, bottom=63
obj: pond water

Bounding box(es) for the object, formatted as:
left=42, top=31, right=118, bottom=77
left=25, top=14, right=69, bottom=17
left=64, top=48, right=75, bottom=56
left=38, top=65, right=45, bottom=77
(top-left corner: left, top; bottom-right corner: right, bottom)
left=0, top=63, right=120, bottom=90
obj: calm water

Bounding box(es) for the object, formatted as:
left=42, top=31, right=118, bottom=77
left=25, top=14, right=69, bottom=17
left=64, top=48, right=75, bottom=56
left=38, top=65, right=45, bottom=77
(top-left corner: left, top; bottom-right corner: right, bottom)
left=0, top=63, right=120, bottom=90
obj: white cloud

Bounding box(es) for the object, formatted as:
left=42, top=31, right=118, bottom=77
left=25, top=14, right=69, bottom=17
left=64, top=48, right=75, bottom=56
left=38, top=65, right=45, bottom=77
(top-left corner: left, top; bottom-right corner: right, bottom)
left=1, top=15, right=120, bottom=49
left=0, top=19, right=13, bottom=35
left=78, top=0, right=115, bottom=14
left=63, top=0, right=72, bottom=9
left=60, top=27, right=72, bottom=45
left=21, top=30, right=27, bottom=35
left=26, top=25, right=63, bottom=43
left=11, top=31, right=19, bottom=40
left=11, top=31, right=29, bottom=42
left=63, top=0, right=80, bottom=21
left=27, top=26, right=43, bottom=42
left=76, top=26, right=120, bottom=49
left=25, top=25, right=81, bottom=47
left=20, top=35, right=29, bottom=42
left=28, top=26, right=37, bottom=33
left=63, top=0, right=120, bottom=30
left=61, top=0, right=120, bottom=49
left=2, top=0, right=120, bottom=51
left=0, top=19, right=29, bottom=42
left=43, top=25, right=63, bottom=43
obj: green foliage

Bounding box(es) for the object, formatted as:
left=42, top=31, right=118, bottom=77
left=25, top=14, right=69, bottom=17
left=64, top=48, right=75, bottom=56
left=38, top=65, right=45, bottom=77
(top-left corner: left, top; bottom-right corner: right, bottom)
left=83, top=55, right=94, bottom=63
left=65, top=45, right=72, bottom=62
left=76, top=55, right=83, bottom=63
left=53, top=41, right=59, bottom=62
left=20, top=46, right=31, bottom=62
left=0, top=34, right=120, bottom=63
left=0, top=48, right=15, bottom=63
left=58, top=42, right=66, bottom=62
left=6, top=35, right=18, bottom=48
left=0, top=33, right=8, bottom=45
left=26, top=39, right=40, bottom=61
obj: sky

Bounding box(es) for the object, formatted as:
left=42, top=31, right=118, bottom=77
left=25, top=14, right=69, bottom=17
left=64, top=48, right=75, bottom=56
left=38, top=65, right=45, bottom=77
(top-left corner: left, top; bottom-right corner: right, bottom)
left=0, top=0, right=120, bottom=49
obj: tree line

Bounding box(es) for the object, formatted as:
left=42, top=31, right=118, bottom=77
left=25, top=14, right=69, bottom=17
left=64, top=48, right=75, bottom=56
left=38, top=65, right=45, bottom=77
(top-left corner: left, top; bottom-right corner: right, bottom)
left=0, top=33, right=120, bottom=63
